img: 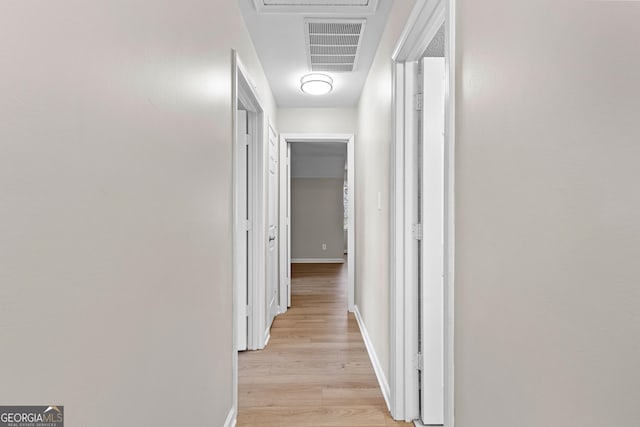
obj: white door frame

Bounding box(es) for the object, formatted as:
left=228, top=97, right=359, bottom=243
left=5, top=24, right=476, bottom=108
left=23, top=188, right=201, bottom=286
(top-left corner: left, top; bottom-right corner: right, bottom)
left=278, top=133, right=355, bottom=313
left=232, top=50, right=270, bottom=419
left=389, top=0, right=456, bottom=425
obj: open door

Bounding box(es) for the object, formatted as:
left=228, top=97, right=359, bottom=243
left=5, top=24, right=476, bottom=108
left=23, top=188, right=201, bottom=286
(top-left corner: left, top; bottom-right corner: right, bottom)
left=236, top=109, right=249, bottom=352
left=266, top=124, right=279, bottom=331
left=419, top=56, right=445, bottom=425
left=279, top=139, right=291, bottom=310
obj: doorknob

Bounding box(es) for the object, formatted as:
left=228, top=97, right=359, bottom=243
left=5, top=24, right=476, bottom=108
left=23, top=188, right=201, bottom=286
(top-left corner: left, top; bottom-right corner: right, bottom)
left=269, top=235, right=276, bottom=242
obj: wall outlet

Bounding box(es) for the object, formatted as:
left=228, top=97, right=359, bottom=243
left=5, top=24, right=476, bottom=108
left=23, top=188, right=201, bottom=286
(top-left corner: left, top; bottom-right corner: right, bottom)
left=322, top=243, right=327, bottom=251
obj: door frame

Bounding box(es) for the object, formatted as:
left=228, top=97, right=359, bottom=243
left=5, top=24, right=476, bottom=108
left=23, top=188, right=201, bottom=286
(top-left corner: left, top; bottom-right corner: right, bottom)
left=389, top=0, right=456, bottom=425
left=278, top=133, right=356, bottom=313
left=232, top=50, right=269, bottom=419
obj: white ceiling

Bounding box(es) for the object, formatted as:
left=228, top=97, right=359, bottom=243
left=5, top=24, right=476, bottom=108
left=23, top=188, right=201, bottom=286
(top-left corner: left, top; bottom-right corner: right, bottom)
left=238, top=0, right=392, bottom=107
left=291, top=142, right=346, bottom=178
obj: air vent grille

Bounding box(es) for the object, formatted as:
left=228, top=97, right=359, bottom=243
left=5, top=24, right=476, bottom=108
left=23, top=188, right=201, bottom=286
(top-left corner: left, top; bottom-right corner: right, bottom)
left=308, top=22, right=363, bottom=35
left=305, top=19, right=366, bottom=73
left=311, top=55, right=357, bottom=64
left=310, top=34, right=361, bottom=46
left=310, top=45, right=358, bottom=55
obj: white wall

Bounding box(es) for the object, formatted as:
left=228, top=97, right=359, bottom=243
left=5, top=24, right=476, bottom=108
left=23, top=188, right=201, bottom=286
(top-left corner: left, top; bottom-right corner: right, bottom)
left=0, top=2, right=276, bottom=426
left=290, top=143, right=347, bottom=179
left=278, top=108, right=358, bottom=134
left=454, top=1, right=640, bottom=426
left=355, top=0, right=417, bottom=382
left=291, top=178, right=345, bottom=260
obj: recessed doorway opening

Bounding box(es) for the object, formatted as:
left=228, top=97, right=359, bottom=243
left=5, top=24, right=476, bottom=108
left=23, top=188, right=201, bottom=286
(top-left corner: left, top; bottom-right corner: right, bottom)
left=279, top=133, right=356, bottom=313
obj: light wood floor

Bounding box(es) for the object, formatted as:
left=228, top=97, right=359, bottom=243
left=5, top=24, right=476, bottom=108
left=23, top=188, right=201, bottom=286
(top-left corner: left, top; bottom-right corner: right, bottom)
left=237, top=262, right=411, bottom=427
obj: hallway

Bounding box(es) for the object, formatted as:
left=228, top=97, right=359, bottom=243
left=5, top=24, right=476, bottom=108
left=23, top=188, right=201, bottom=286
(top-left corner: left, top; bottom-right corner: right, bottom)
left=237, top=262, right=410, bottom=426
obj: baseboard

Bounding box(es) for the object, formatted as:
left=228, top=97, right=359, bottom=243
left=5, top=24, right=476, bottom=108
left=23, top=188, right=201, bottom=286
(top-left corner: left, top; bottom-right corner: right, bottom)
left=353, top=305, right=391, bottom=411
left=223, top=407, right=236, bottom=427
left=291, top=258, right=345, bottom=264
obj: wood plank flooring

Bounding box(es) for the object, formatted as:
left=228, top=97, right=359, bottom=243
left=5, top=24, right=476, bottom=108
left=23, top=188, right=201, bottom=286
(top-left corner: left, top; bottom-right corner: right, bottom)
left=237, top=262, right=411, bottom=427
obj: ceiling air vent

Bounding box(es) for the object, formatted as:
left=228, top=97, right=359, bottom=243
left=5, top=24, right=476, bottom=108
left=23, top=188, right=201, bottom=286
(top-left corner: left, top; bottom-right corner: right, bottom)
left=305, top=19, right=366, bottom=72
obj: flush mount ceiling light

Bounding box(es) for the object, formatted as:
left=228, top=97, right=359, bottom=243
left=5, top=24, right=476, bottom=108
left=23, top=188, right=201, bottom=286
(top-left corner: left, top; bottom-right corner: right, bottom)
left=300, top=73, right=333, bottom=95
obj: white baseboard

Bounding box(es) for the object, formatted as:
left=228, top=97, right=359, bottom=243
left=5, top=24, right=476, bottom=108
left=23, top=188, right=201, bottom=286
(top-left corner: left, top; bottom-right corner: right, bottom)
left=223, top=407, right=236, bottom=427
left=353, top=305, right=391, bottom=411
left=291, top=258, right=345, bottom=264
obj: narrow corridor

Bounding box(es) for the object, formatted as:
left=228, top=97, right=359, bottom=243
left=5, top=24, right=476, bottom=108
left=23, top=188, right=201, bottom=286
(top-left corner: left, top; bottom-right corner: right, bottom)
left=237, top=262, right=410, bottom=426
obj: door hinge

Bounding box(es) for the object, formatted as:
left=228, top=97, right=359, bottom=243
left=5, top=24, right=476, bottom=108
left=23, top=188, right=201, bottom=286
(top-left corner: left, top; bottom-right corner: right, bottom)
left=245, top=304, right=251, bottom=318
left=414, top=93, right=423, bottom=111
left=414, top=352, right=423, bottom=371
left=413, top=223, right=423, bottom=241
left=245, top=220, right=252, bottom=231
left=244, top=133, right=250, bottom=146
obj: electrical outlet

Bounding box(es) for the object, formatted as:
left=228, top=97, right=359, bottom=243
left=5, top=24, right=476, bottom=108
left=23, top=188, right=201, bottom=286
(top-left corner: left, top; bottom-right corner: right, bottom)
left=322, top=243, right=327, bottom=251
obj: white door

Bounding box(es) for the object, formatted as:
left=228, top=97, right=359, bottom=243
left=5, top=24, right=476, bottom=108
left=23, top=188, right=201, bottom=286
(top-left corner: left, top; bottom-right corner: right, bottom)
left=267, top=125, right=279, bottom=330
left=419, top=57, right=445, bottom=425
left=279, top=140, right=291, bottom=310
left=236, top=110, right=249, bottom=351
left=286, top=143, right=291, bottom=308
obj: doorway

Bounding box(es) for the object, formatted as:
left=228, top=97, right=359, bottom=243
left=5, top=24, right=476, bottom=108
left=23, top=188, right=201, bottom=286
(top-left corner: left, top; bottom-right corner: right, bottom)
left=389, top=0, right=456, bottom=425
left=278, top=134, right=356, bottom=313
left=232, top=50, right=271, bottom=421
left=233, top=53, right=266, bottom=353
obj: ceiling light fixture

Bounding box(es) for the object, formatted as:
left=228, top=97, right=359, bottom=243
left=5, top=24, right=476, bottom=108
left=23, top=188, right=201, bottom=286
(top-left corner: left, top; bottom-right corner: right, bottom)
left=300, top=73, right=333, bottom=95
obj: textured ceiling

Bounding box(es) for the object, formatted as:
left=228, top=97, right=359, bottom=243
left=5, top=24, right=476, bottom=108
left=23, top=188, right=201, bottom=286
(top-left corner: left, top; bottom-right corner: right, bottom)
left=423, top=24, right=445, bottom=58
